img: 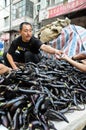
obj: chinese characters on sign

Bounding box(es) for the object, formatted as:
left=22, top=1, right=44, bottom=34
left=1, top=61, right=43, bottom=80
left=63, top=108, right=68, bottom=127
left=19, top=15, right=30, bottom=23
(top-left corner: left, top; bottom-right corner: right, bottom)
left=48, top=0, right=86, bottom=18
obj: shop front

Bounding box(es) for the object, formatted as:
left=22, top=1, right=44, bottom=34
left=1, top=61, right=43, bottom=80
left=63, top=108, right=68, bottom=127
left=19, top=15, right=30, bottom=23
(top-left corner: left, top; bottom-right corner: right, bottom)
left=41, top=0, right=86, bottom=28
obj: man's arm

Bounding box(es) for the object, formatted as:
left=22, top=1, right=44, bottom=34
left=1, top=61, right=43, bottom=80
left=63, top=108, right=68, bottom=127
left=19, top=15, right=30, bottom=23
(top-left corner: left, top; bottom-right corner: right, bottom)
left=6, top=53, right=18, bottom=70
left=40, top=44, right=63, bottom=56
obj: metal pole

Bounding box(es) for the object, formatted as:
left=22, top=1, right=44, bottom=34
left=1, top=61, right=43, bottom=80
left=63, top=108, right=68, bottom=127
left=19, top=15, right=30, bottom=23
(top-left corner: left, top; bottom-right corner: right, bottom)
left=9, top=0, right=11, bottom=44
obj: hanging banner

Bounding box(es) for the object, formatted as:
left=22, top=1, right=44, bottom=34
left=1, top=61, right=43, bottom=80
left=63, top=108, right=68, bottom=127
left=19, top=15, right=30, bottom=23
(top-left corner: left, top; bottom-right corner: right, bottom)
left=48, top=0, right=86, bottom=18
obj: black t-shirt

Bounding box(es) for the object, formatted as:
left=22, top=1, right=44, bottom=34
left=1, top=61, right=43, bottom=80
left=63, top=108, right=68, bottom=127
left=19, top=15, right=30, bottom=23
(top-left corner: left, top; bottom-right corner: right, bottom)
left=8, top=35, right=43, bottom=56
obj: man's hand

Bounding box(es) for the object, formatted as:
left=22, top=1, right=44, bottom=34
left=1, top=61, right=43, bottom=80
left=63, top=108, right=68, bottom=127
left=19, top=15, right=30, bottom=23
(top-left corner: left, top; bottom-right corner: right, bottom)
left=55, top=50, right=63, bottom=55
left=55, top=53, right=69, bottom=60
left=55, top=50, right=63, bottom=59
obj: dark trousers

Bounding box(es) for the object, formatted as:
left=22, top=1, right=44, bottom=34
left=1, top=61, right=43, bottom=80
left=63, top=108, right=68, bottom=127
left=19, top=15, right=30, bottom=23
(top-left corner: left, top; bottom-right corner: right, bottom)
left=3, top=51, right=42, bottom=67
left=25, top=51, right=42, bottom=64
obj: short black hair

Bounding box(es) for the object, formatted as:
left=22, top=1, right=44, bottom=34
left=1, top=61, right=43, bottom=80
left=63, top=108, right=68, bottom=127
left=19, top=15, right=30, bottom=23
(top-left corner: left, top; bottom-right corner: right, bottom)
left=19, top=22, right=32, bottom=30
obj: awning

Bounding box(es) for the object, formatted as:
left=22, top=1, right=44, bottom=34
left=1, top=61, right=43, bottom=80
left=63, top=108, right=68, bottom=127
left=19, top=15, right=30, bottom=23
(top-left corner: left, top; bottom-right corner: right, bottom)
left=3, top=29, right=18, bottom=33
left=3, top=25, right=19, bottom=33
left=48, top=0, right=86, bottom=18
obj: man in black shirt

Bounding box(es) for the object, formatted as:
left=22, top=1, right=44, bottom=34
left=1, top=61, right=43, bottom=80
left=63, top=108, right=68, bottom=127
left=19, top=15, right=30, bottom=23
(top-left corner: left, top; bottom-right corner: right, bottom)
left=3, top=22, right=63, bottom=70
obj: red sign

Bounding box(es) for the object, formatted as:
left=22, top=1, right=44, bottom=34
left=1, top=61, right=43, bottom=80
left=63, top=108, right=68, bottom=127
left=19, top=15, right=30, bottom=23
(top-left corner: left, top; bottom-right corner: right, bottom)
left=48, top=0, right=86, bottom=18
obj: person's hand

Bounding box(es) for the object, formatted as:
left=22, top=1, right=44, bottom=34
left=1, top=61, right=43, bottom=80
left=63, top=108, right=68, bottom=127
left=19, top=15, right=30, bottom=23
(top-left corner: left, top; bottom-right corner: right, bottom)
left=13, top=66, right=19, bottom=70
left=55, top=53, right=68, bottom=60
left=81, top=59, right=86, bottom=64
left=12, top=64, right=19, bottom=70
left=60, top=53, right=69, bottom=60
left=72, top=51, right=86, bottom=60
left=55, top=50, right=63, bottom=59
left=55, top=50, right=63, bottom=55
left=8, top=67, right=12, bottom=73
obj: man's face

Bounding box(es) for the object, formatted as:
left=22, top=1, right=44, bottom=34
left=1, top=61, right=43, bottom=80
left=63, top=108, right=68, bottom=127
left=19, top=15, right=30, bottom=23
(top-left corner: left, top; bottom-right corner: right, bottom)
left=20, top=24, right=33, bottom=42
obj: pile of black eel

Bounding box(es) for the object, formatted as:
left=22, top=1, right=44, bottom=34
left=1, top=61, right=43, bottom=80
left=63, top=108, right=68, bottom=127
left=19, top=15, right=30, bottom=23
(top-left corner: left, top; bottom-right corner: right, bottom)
left=0, top=57, right=86, bottom=130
